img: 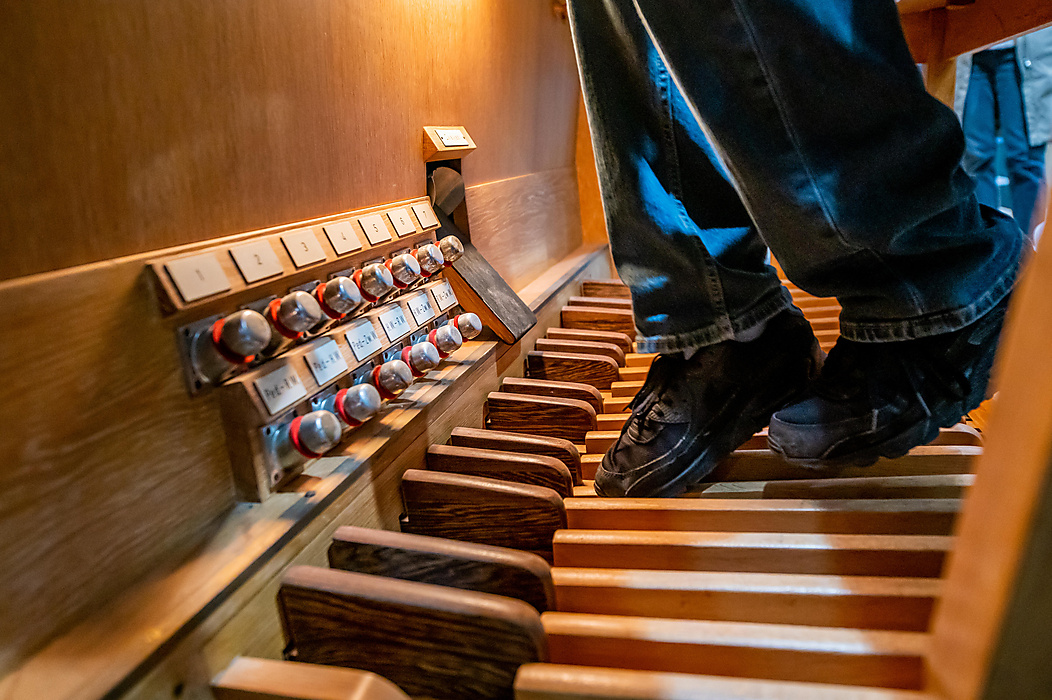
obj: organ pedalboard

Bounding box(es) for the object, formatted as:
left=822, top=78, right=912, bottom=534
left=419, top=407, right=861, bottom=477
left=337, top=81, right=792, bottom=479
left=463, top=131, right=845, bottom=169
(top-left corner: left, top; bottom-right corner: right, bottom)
left=147, top=196, right=482, bottom=501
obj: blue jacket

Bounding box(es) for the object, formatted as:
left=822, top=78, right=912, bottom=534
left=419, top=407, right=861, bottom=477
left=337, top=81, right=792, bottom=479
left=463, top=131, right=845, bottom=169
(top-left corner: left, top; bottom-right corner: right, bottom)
left=955, top=26, right=1052, bottom=147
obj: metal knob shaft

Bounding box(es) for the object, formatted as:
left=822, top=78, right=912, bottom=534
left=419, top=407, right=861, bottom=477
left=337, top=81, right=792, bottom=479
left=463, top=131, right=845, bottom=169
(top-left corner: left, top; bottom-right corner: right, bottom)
left=437, top=235, right=465, bottom=265
left=386, top=253, right=422, bottom=288
left=372, top=359, right=414, bottom=399
left=333, top=383, right=382, bottom=426
left=427, top=324, right=463, bottom=358
left=354, top=263, right=395, bottom=302
left=317, top=276, right=362, bottom=318
left=191, top=309, right=272, bottom=385
left=413, top=244, right=445, bottom=277
left=401, top=341, right=441, bottom=376
left=270, top=290, right=324, bottom=336
left=453, top=313, right=483, bottom=340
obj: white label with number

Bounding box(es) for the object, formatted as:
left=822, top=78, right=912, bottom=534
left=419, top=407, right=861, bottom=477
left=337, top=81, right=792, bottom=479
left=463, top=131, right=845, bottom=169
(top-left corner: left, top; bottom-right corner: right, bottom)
left=344, top=321, right=382, bottom=361
left=254, top=363, right=308, bottom=415
left=436, top=128, right=469, bottom=147
left=165, top=253, right=231, bottom=303
left=229, top=240, right=283, bottom=283
left=406, top=292, right=436, bottom=325
left=429, top=279, right=458, bottom=312
left=281, top=228, right=327, bottom=268
left=378, top=305, right=411, bottom=342
left=358, top=214, right=392, bottom=245
left=411, top=202, right=440, bottom=229
left=303, top=339, right=349, bottom=386
left=322, top=221, right=363, bottom=255
left=387, top=208, right=417, bottom=237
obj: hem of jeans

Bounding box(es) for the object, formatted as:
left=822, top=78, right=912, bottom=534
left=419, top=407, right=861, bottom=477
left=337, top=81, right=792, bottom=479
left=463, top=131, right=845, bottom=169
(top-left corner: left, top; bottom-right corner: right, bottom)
left=634, top=288, right=792, bottom=354
left=839, top=259, right=1019, bottom=342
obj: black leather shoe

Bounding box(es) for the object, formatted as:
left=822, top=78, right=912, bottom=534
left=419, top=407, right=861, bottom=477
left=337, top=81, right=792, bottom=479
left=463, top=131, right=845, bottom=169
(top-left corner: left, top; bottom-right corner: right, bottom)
left=768, top=293, right=1011, bottom=467
left=595, top=309, right=820, bottom=497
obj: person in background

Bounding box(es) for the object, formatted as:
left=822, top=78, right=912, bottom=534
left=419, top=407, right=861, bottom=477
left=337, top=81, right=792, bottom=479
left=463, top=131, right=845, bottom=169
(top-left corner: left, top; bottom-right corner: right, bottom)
left=956, top=28, right=1052, bottom=242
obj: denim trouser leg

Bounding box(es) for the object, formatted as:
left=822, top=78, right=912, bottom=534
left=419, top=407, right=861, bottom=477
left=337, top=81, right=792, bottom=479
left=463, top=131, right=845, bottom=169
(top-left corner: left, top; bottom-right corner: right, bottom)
left=567, top=0, right=791, bottom=353
left=570, top=0, right=1024, bottom=344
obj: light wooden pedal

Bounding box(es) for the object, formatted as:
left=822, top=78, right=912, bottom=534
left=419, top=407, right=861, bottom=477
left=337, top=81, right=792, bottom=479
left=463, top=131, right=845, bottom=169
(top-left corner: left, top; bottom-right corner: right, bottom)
left=212, top=657, right=411, bottom=700
left=546, top=327, right=634, bottom=353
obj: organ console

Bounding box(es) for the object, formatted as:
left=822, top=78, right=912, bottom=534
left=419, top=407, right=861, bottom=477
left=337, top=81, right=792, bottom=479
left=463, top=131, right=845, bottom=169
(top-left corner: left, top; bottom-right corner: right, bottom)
left=3, top=2, right=1052, bottom=700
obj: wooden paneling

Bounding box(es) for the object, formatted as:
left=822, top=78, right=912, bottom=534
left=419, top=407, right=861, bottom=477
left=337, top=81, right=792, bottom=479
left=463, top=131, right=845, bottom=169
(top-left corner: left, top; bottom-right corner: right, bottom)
left=0, top=1, right=581, bottom=282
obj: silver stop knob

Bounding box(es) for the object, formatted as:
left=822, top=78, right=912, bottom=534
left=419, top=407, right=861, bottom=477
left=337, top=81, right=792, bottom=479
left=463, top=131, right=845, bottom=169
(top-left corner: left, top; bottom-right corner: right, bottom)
left=401, top=341, right=441, bottom=376
left=191, top=309, right=273, bottom=386
left=386, top=253, right=422, bottom=288
left=428, top=324, right=463, bottom=358
left=354, top=263, right=395, bottom=302
left=334, top=384, right=382, bottom=426
left=290, top=410, right=343, bottom=457
left=438, top=236, right=465, bottom=265
left=413, top=244, right=445, bottom=277
left=453, top=313, right=483, bottom=340
left=372, top=359, right=414, bottom=399
left=269, top=291, right=323, bottom=337
left=317, top=276, right=362, bottom=318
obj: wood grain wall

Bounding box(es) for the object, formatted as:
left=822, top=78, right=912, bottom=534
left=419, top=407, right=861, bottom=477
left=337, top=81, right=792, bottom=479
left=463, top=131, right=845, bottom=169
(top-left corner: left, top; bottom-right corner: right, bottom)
left=0, top=0, right=584, bottom=679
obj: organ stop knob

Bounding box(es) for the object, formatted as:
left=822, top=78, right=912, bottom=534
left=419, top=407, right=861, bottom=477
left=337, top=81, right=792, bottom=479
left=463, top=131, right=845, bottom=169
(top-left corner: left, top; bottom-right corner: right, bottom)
left=371, top=359, right=414, bottom=400
left=191, top=309, right=273, bottom=385
left=315, top=276, right=362, bottom=319
left=437, top=235, right=464, bottom=265
left=268, top=409, right=343, bottom=476
left=386, top=253, right=422, bottom=289
left=427, top=324, right=463, bottom=358
left=353, top=262, right=395, bottom=303
left=267, top=290, right=324, bottom=340
left=401, top=341, right=441, bottom=377
left=413, top=244, right=445, bottom=277
left=452, top=313, right=483, bottom=339
left=318, top=383, right=383, bottom=427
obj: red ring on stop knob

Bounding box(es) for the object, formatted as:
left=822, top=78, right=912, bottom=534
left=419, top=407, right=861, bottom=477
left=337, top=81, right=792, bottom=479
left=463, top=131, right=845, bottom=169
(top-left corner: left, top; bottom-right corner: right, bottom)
left=333, top=388, right=363, bottom=427
left=385, top=259, right=409, bottom=289
left=427, top=329, right=450, bottom=358
left=353, top=269, right=380, bottom=303
left=288, top=416, right=323, bottom=459
left=371, top=365, right=399, bottom=400
left=400, top=346, right=427, bottom=377
left=315, top=284, right=346, bottom=320
left=267, top=298, right=304, bottom=340
left=210, top=319, right=255, bottom=365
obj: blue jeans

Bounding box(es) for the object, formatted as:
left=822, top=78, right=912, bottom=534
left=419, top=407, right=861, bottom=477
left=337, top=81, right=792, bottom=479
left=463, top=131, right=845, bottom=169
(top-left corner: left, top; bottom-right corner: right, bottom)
left=568, top=0, right=1023, bottom=353
left=963, top=47, right=1047, bottom=238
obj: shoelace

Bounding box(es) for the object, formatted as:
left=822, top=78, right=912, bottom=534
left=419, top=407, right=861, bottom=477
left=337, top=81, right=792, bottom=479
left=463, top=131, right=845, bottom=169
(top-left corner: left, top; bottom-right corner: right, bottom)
left=625, top=353, right=686, bottom=416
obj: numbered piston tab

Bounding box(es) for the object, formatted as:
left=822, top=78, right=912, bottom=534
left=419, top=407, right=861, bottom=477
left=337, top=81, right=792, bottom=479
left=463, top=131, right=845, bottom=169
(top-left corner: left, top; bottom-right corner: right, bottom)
left=315, top=276, right=362, bottom=319
left=385, top=253, right=422, bottom=289
left=353, top=262, right=395, bottom=303
left=437, top=235, right=465, bottom=265
left=413, top=244, right=445, bottom=277
left=319, top=383, right=383, bottom=427
left=452, top=313, right=483, bottom=340
left=427, top=324, right=463, bottom=358
left=266, top=290, right=324, bottom=340
left=267, top=409, right=343, bottom=475
left=191, top=309, right=272, bottom=385
left=401, top=341, right=441, bottom=377
left=371, top=359, right=414, bottom=400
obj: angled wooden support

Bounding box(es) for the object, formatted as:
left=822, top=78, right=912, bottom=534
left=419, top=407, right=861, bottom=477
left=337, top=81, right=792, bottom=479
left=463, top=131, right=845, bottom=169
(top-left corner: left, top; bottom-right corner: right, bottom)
left=541, top=613, right=927, bottom=689
left=561, top=306, right=636, bottom=336
left=449, top=427, right=583, bottom=485
left=328, top=526, right=556, bottom=612
left=760, top=474, right=973, bottom=500
left=278, top=565, right=546, bottom=700
left=707, top=446, right=979, bottom=482
left=534, top=338, right=626, bottom=366
left=563, top=498, right=959, bottom=536
left=212, top=657, right=411, bottom=700
left=551, top=569, right=939, bottom=632
left=502, top=377, right=604, bottom=414
left=526, top=351, right=621, bottom=390
left=401, top=469, right=566, bottom=557
left=552, top=530, right=951, bottom=577
left=427, top=444, right=574, bottom=497
left=566, top=296, right=633, bottom=310
left=487, top=392, right=598, bottom=443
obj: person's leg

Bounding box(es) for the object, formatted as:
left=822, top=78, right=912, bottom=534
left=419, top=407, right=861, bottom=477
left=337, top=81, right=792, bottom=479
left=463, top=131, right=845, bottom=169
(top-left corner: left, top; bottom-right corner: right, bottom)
left=994, top=49, right=1047, bottom=238
left=962, top=51, right=1002, bottom=210
left=567, top=0, right=818, bottom=497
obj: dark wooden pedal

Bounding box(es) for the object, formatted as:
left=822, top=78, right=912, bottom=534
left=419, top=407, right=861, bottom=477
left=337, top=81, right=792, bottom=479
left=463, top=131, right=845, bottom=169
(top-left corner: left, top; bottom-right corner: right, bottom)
left=534, top=338, right=626, bottom=366
left=561, top=305, right=635, bottom=336
left=278, top=565, right=546, bottom=700
left=500, top=377, right=603, bottom=415
left=401, top=469, right=566, bottom=558
left=525, top=351, right=620, bottom=390
left=566, top=295, right=633, bottom=310
left=581, top=279, right=631, bottom=299
left=486, top=392, right=597, bottom=443
left=546, top=327, right=634, bottom=353
left=449, top=427, right=583, bottom=485
left=426, top=444, right=574, bottom=497
left=328, top=526, right=556, bottom=612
